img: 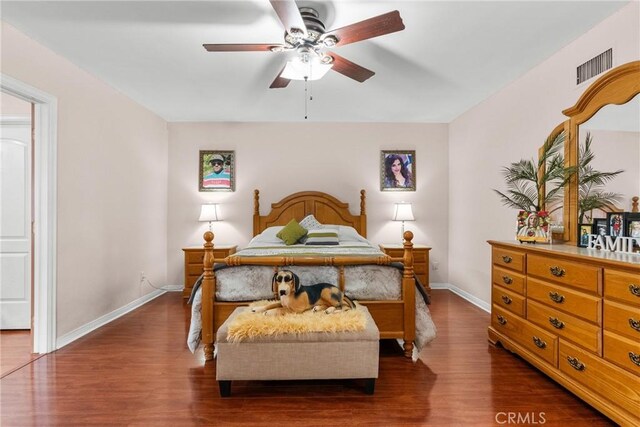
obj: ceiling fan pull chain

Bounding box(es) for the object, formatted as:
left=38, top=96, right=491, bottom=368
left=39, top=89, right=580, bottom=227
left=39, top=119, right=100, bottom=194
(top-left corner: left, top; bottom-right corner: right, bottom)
left=309, top=63, right=313, bottom=101
left=304, top=76, right=308, bottom=120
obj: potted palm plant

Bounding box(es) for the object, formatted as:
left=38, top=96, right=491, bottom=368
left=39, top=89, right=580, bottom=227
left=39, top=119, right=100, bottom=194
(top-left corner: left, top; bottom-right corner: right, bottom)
left=577, top=132, right=624, bottom=223
left=494, top=131, right=576, bottom=242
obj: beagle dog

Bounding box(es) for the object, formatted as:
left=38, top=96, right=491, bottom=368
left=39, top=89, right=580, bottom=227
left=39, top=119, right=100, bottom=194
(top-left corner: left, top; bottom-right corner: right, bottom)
left=251, top=270, right=355, bottom=315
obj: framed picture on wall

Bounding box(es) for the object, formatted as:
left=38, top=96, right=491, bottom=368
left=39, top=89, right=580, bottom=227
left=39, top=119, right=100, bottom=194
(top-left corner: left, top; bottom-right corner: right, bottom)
left=380, top=150, right=416, bottom=191
left=199, top=150, right=235, bottom=192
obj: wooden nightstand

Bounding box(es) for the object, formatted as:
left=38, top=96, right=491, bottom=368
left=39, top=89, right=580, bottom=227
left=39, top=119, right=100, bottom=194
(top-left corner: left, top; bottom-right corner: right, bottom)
left=182, top=245, right=237, bottom=298
left=379, top=243, right=431, bottom=295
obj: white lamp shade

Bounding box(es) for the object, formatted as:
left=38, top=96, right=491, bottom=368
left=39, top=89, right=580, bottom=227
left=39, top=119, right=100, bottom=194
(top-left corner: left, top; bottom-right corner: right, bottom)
left=199, top=204, right=220, bottom=222
left=393, top=203, right=414, bottom=221
left=281, top=57, right=333, bottom=81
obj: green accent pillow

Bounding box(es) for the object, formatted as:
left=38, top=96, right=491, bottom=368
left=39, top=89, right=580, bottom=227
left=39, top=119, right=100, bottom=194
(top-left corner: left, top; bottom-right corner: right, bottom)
left=276, top=219, right=308, bottom=245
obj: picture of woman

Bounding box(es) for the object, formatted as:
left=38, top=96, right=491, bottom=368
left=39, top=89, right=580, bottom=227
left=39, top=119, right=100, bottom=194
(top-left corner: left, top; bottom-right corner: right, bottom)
left=380, top=151, right=416, bottom=191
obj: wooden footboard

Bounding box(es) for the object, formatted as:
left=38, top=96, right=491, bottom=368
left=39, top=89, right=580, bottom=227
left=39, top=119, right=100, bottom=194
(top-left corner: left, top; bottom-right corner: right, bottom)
left=200, top=231, right=416, bottom=361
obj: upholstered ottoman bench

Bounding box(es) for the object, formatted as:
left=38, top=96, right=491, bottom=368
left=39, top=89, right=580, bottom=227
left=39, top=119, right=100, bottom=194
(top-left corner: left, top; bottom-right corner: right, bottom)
left=215, top=306, right=380, bottom=397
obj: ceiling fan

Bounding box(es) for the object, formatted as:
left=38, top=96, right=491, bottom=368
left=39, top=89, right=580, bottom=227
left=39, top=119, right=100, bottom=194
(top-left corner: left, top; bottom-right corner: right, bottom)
left=203, top=0, right=405, bottom=88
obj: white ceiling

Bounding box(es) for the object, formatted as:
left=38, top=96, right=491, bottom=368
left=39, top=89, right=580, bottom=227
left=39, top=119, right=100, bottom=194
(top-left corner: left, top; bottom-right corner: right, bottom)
left=1, top=1, right=629, bottom=122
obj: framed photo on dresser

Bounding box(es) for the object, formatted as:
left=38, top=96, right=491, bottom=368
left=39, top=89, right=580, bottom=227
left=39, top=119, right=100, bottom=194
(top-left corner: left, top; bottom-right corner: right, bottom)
left=606, top=212, right=625, bottom=238
left=625, top=213, right=640, bottom=238
left=592, top=218, right=608, bottom=237
left=578, top=223, right=592, bottom=247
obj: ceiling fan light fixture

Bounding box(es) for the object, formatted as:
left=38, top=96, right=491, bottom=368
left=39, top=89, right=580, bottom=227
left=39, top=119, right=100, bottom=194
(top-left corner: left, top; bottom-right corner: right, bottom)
left=281, top=56, right=333, bottom=81
left=288, top=27, right=305, bottom=39
left=322, top=35, right=338, bottom=47
left=320, top=54, right=333, bottom=64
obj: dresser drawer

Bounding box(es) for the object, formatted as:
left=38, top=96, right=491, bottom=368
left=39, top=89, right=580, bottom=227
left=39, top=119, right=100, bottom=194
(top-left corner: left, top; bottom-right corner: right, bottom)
left=527, top=254, right=602, bottom=295
left=185, top=274, right=200, bottom=287
left=492, top=266, right=525, bottom=295
left=492, top=286, right=525, bottom=317
left=604, top=299, right=640, bottom=340
left=604, top=330, right=640, bottom=376
left=559, top=340, right=640, bottom=417
left=492, top=305, right=557, bottom=366
left=492, top=247, right=525, bottom=273
left=527, top=277, right=601, bottom=324
left=187, top=264, right=204, bottom=276
left=605, top=269, right=640, bottom=307
left=527, top=300, right=600, bottom=354
left=186, top=250, right=205, bottom=264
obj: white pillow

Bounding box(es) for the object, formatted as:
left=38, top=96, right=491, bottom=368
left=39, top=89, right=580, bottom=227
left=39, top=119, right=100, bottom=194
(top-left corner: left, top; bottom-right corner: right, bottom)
left=248, top=226, right=285, bottom=246
left=299, top=214, right=322, bottom=230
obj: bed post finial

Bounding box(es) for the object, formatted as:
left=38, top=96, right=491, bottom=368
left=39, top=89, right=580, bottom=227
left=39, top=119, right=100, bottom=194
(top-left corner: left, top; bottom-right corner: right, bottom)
left=254, top=189, right=260, bottom=215
left=360, top=189, right=366, bottom=215
left=202, top=230, right=215, bottom=361
left=401, top=230, right=415, bottom=358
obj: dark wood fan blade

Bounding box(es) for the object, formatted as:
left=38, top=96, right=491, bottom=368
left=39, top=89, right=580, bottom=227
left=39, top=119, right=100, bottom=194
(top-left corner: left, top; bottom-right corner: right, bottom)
left=203, top=44, right=284, bottom=52
left=324, top=10, right=405, bottom=47
left=328, top=52, right=375, bottom=82
left=269, top=0, right=307, bottom=37
left=269, top=65, right=291, bottom=88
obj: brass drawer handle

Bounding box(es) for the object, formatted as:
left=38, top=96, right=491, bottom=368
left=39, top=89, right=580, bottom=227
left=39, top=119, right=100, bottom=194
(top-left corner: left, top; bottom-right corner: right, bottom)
left=549, top=317, right=565, bottom=329
left=501, top=295, right=512, bottom=305
left=629, top=318, right=640, bottom=332
left=567, top=356, right=585, bottom=371
left=549, top=266, right=565, bottom=277
left=502, top=275, right=513, bottom=285
left=629, top=352, right=640, bottom=367
left=548, top=292, right=565, bottom=303
left=532, top=336, right=547, bottom=349
left=630, top=284, right=640, bottom=297
left=497, top=315, right=507, bottom=326
left=502, top=255, right=513, bottom=264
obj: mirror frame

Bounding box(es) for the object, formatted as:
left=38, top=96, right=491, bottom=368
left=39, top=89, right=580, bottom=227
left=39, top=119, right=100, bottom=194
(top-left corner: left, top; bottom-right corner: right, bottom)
left=540, top=122, right=571, bottom=241
left=561, top=60, right=640, bottom=245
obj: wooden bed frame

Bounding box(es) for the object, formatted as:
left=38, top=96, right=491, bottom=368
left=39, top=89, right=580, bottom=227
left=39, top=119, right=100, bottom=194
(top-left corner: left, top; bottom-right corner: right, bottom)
left=200, top=189, right=416, bottom=360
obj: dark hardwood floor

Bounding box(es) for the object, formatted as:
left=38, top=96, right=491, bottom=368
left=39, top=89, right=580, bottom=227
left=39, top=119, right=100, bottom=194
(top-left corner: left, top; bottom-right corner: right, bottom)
left=0, top=290, right=613, bottom=426
left=0, top=330, right=41, bottom=378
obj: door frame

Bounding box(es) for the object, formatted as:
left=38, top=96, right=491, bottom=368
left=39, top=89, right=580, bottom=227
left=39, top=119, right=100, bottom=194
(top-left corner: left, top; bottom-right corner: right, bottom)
left=1, top=74, right=57, bottom=354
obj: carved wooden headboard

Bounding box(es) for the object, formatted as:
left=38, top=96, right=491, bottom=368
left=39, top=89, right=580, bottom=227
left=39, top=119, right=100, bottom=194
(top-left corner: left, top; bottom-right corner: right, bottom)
left=252, top=190, right=367, bottom=237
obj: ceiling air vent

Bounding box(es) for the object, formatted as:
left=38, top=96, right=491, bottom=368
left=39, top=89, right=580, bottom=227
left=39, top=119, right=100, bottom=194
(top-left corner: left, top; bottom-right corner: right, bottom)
left=577, top=48, right=612, bottom=85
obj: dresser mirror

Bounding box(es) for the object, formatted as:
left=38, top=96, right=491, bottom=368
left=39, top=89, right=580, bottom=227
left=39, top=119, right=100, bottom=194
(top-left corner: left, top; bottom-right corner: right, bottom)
left=578, top=93, right=640, bottom=221
left=561, top=61, right=640, bottom=244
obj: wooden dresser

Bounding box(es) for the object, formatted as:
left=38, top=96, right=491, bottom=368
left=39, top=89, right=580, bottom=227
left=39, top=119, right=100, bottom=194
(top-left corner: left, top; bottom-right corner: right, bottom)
left=488, top=241, right=640, bottom=426
left=379, top=244, right=431, bottom=294
left=182, top=245, right=237, bottom=298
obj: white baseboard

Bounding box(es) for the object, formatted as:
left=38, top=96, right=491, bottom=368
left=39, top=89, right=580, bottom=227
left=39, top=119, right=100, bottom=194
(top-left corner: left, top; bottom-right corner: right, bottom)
left=56, top=290, right=165, bottom=349
left=430, top=283, right=490, bottom=313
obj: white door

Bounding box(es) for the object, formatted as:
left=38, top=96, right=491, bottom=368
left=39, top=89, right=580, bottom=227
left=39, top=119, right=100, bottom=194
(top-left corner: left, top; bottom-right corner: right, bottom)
left=0, top=122, right=32, bottom=329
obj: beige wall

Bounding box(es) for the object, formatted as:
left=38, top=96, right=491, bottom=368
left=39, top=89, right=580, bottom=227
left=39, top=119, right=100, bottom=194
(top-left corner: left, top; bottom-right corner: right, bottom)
left=167, top=122, right=449, bottom=287
left=448, top=2, right=640, bottom=304
left=1, top=91, right=31, bottom=116
left=1, top=22, right=169, bottom=337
